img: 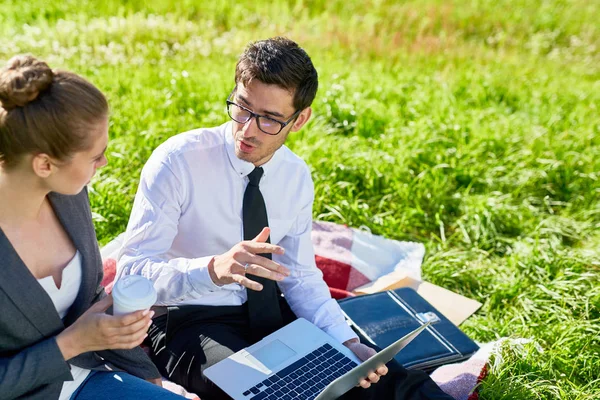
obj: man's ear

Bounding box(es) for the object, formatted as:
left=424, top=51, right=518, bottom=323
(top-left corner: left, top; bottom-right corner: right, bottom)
left=290, top=107, right=312, bottom=132
left=31, top=153, right=54, bottom=178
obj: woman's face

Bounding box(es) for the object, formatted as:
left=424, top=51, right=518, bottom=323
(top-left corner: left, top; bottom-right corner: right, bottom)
left=50, top=116, right=109, bottom=195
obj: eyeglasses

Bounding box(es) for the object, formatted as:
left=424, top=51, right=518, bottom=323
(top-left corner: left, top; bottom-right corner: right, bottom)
left=226, top=99, right=302, bottom=136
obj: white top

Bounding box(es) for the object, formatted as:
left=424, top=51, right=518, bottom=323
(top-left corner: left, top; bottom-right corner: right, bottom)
left=118, top=121, right=357, bottom=344
left=37, top=251, right=91, bottom=400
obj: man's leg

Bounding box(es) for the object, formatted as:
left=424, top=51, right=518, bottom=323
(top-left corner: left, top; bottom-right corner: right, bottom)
left=340, top=359, right=453, bottom=400
left=147, top=305, right=251, bottom=400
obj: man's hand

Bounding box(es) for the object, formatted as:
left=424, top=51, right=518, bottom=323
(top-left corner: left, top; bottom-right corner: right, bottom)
left=208, top=227, right=290, bottom=291
left=56, top=295, right=154, bottom=360
left=343, top=338, right=389, bottom=389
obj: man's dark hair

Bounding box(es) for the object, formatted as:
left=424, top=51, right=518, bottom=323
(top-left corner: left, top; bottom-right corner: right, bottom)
left=235, top=37, right=318, bottom=112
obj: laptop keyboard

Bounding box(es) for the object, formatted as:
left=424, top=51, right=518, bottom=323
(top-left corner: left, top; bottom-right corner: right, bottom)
left=241, top=343, right=357, bottom=400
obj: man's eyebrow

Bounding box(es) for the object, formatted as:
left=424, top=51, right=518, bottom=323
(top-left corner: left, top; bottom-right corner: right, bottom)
left=263, top=109, right=285, bottom=119
left=237, top=94, right=252, bottom=107
left=236, top=94, right=286, bottom=119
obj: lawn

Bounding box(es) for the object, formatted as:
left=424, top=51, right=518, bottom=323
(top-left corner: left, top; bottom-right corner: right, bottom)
left=2, top=0, right=599, bottom=398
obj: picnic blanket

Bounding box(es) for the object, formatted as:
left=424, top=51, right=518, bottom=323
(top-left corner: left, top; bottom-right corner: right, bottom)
left=100, top=222, right=487, bottom=399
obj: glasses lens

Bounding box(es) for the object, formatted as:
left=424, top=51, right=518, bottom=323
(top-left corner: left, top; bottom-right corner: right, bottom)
left=228, top=103, right=251, bottom=123
left=257, top=117, right=282, bottom=135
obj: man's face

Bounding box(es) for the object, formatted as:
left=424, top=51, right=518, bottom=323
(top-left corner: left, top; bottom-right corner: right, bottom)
left=231, top=80, right=311, bottom=166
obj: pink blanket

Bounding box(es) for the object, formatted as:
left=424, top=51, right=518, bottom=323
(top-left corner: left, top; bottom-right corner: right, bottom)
left=100, top=222, right=488, bottom=399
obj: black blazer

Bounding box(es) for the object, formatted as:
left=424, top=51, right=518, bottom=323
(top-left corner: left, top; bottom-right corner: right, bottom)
left=0, top=189, right=160, bottom=399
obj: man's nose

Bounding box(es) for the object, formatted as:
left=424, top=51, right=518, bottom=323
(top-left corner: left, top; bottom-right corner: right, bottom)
left=241, top=116, right=259, bottom=137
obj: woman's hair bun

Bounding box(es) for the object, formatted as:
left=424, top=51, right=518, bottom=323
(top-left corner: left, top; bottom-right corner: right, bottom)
left=0, top=55, right=54, bottom=111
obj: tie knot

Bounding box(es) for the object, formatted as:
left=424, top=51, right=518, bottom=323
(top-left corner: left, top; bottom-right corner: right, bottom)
left=247, top=167, right=264, bottom=186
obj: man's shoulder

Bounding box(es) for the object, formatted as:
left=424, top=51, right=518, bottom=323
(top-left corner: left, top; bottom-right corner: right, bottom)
left=140, top=124, right=228, bottom=180
left=155, top=124, right=226, bottom=160
left=273, top=146, right=314, bottom=197
left=278, top=145, right=311, bottom=175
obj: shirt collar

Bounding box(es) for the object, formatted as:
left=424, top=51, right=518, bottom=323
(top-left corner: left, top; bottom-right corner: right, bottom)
left=224, top=121, right=282, bottom=180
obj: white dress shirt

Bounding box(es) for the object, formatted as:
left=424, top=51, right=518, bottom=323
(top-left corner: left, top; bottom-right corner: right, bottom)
left=118, top=121, right=357, bottom=344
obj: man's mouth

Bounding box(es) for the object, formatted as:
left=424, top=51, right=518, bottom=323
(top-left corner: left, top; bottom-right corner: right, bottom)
left=238, top=139, right=258, bottom=153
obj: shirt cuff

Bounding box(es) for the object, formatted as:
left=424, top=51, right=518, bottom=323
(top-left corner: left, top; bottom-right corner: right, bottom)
left=322, top=321, right=359, bottom=344
left=187, top=256, right=221, bottom=295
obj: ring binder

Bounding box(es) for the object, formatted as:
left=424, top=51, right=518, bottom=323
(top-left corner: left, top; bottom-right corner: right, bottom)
left=338, top=288, right=479, bottom=371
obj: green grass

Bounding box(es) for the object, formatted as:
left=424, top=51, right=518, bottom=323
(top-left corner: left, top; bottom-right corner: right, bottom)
left=2, top=0, right=599, bottom=398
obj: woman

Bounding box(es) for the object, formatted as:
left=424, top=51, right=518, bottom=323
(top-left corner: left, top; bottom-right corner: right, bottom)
left=0, top=55, right=185, bottom=400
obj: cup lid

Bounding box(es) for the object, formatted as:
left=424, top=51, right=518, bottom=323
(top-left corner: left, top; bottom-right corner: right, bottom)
left=112, top=275, right=157, bottom=310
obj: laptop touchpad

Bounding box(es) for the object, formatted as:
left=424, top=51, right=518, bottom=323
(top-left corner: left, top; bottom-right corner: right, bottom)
left=247, top=339, right=297, bottom=370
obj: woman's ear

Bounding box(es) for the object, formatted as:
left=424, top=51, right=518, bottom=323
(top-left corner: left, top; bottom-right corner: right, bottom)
left=31, top=153, right=54, bottom=178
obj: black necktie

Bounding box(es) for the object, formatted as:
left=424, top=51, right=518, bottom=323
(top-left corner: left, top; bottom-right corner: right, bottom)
left=243, top=167, right=283, bottom=340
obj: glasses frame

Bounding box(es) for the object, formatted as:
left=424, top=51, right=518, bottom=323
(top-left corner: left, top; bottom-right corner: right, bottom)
left=226, top=94, right=302, bottom=136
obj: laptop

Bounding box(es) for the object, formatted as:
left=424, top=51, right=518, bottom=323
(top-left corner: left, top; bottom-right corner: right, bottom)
left=204, top=317, right=430, bottom=400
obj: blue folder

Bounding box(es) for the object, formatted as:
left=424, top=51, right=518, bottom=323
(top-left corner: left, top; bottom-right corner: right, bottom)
left=338, top=287, right=479, bottom=371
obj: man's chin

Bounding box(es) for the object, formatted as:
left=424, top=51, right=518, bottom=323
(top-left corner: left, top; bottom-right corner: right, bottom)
left=235, top=147, right=257, bottom=163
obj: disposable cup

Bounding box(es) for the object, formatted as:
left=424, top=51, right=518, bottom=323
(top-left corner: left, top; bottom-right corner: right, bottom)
left=112, top=275, right=157, bottom=316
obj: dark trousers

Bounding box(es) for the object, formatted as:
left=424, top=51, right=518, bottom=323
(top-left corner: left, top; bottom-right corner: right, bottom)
left=146, top=300, right=453, bottom=400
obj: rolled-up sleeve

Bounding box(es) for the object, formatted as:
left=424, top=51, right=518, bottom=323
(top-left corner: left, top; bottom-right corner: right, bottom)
left=117, top=149, right=219, bottom=305
left=275, top=179, right=358, bottom=344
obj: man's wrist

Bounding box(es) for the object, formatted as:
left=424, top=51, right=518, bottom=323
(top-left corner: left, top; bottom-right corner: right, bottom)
left=207, top=256, right=220, bottom=285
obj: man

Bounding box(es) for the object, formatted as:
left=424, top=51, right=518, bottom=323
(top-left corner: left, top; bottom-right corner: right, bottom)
left=118, top=37, right=452, bottom=400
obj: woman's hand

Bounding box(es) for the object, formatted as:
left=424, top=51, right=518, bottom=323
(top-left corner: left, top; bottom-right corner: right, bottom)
left=56, top=295, right=154, bottom=360
left=146, top=377, right=163, bottom=387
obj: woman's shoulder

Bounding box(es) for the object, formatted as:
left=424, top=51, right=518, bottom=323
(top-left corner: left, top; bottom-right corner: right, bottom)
left=47, top=188, right=95, bottom=230
left=48, top=187, right=91, bottom=209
